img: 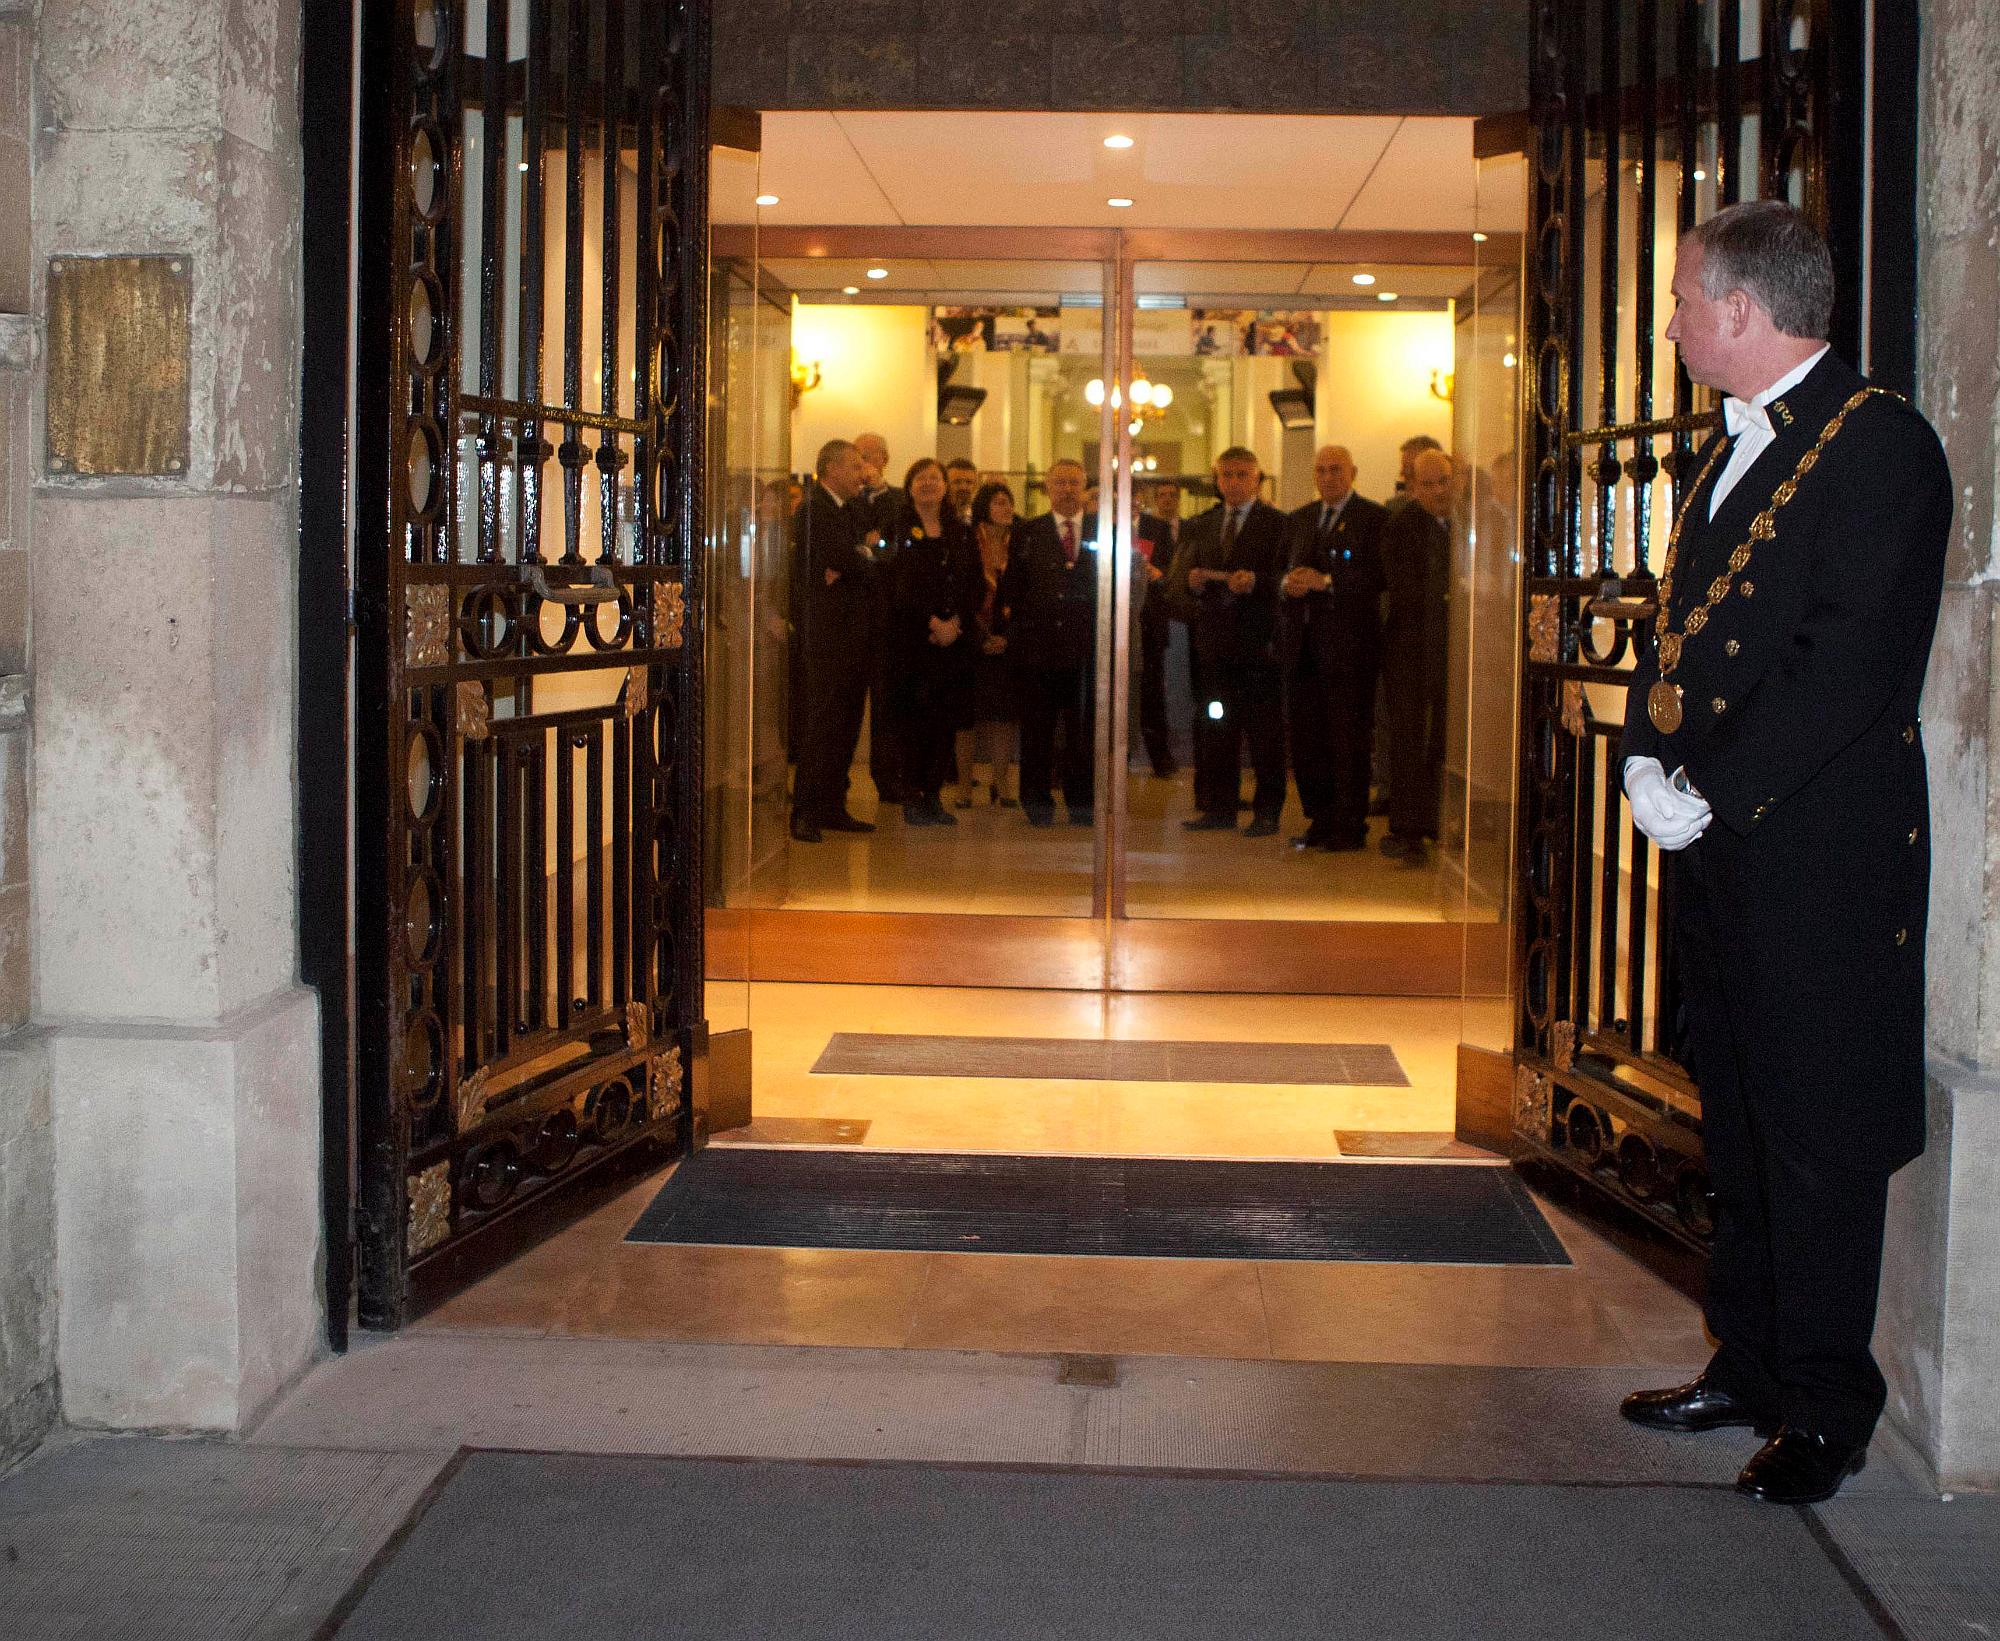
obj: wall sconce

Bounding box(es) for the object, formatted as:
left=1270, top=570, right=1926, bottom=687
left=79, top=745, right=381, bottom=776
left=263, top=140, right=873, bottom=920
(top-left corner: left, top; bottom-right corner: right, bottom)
left=790, top=357, right=822, bottom=408
left=1429, top=369, right=1455, bottom=404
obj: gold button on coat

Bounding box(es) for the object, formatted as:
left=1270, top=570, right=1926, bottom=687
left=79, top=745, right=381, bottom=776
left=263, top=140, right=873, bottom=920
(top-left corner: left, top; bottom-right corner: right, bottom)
left=1895, top=928, right=1909, bottom=946
left=1724, top=639, right=1741, bottom=657
left=1908, top=828, right=1919, bottom=845
left=1740, top=580, right=1755, bottom=597
left=1712, top=697, right=1728, bottom=714
left=1902, top=725, right=1916, bottom=744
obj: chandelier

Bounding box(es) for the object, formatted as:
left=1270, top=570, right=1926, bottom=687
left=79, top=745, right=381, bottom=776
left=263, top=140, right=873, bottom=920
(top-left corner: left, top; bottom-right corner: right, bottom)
left=1085, top=370, right=1174, bottom=438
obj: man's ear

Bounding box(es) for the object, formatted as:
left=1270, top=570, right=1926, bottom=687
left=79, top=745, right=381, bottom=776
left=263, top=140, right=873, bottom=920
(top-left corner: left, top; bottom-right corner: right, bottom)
left=1726, top=288, right=1755, bottom=337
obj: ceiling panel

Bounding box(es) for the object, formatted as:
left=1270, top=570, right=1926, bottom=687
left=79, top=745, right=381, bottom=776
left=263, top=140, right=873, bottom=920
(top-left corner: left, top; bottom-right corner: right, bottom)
left=731, top=112, right=1479, bottom=233
left=1295, top=263, right=1476, bottom=299
left=1338, top=120, right=1479, bottom=231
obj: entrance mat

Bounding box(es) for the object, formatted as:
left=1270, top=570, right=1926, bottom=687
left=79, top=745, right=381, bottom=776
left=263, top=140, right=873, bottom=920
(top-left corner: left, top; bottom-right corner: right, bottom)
left=334, top=1452, right=1887, bottom=1641
left=811, top=1032, right=1408, bottom=1086
left=1337, top=1129, right=1499, bottom=1160
left=624, top=1149, right=1570, bottom=1265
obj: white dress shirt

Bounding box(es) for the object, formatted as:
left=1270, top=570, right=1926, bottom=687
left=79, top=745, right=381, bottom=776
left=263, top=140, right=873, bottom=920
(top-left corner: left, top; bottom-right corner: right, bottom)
left=1708, top=344, right=1830, bottom=519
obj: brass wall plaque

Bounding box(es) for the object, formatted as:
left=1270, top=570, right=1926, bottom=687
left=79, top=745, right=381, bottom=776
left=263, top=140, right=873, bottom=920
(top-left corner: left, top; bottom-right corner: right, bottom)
left=46, top=254, right=192, bottom=477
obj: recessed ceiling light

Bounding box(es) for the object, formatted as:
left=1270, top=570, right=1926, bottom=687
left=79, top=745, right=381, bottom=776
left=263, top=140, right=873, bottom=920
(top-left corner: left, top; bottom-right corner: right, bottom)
left=1107, top=196, right=1134, bottom=208
left=1377, top=291, right=1398, bottom=302
left=1471, top=231, right=1488, bottom=243
left=842, top=285, right=860, bottom=295
left=1103, top=134, right=1135, bottom=149
left=1351, top=273, right=1376, bottom=286
left=866, top=267, right=889, bottom=279
left=755, top=193, right=779, bottom=207
left=1693, top=168, right=1708, bottom=181
left=518, top=161, right=529, bottom=172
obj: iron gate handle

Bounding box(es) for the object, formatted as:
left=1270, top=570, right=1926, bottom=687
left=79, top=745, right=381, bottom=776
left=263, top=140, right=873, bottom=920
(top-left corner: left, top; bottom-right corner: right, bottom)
left=521, top=564, right=619, bottom=605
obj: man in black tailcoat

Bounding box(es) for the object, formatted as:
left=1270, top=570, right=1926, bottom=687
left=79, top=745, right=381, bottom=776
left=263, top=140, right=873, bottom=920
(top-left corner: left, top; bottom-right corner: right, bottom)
left=999, top=457, right=1098, bottom=826
left=852, top=432, right=907, bottom=804
left=788, top=438, right=881, bottom=843
left=1166, top=447, right=1291, bottom=834
left=1280, top=444, right=1386, bottom=850
left=1377, top=448, right=1453, bottom=860
left=1617, top=201, right=1951, bottom=1506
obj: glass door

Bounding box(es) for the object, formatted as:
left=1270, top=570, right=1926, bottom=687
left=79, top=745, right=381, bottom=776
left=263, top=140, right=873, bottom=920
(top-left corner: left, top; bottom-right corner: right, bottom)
left=1102, top=252, right=1497, bottom=993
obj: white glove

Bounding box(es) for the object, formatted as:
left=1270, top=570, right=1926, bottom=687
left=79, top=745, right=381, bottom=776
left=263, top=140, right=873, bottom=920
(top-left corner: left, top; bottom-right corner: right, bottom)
left=1624, top=756, right=1712, bottom=851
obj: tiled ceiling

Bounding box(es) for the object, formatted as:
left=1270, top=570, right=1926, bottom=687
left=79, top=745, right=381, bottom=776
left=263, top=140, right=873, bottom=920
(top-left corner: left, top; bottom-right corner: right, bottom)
left=721, top=112, right=1479, bottom=232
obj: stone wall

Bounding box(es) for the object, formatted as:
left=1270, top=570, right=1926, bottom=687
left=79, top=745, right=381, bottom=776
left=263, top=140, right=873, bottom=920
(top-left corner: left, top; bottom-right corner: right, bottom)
left=1882, top=0, right=2000, bottom=1491
left=24, top=0, right=322, bottom=1435
left=0, top=0, right=56, bottom=1469
left=712, top=0, right=1529, bottom=116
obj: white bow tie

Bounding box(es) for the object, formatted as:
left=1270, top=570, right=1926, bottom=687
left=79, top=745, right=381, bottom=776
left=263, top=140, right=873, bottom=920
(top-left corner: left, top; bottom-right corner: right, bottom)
left=1723, top=397, right=1772, bottom=438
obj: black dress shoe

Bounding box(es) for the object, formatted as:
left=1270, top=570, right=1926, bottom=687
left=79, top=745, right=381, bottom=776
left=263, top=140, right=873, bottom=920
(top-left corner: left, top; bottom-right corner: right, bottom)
left=1151, top=762, right=1179, bottom=779
left=821, top=811, right=875, bottom=833
left=1244, top=814, right=1280, bottom=838
left=789, top=816, right=823, bottom=844
left=1323, top=833, right=1366, bottom=852
left=1620, top=1374, right=1777, bottom=1435
left=1182, top=813, right=1235, bottom=831
left=1736, top=1427, right=1867, bottom=1504
left=1067, top=809, right=1093, bottom=827
left=1024, top=807, right=1055, bottom=828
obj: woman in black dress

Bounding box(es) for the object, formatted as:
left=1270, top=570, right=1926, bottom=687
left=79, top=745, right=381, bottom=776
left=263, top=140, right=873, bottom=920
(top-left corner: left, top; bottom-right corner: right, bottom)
left=955, top=480, right=1022, bottom=807
left=888, top=458, right=985, bottom=825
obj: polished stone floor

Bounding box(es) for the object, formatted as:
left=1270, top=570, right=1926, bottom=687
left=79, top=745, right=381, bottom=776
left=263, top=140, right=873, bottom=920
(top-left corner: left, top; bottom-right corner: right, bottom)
left=420, top=985, right=1710, bottom=1373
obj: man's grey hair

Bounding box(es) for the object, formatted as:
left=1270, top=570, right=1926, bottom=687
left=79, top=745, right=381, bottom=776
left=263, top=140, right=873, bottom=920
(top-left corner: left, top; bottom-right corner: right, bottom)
left=815, top=438, right=857, bottom=478
left=1685, top=200, right=1834, bottom=340
left=1400, top=434, right=1443, bottom=456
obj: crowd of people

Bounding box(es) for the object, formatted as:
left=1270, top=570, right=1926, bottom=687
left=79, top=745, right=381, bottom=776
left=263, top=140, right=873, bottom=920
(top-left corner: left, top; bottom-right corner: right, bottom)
left=784, top=429, right=1456, bottom=861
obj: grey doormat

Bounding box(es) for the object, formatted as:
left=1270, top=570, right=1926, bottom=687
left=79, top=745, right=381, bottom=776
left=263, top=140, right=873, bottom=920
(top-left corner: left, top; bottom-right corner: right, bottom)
left=624, top=1148, right=1570, bottom=1264
left=811, top=1032, right=1407, bottom=1086
left=0, top=1437, right=448, bottom=1641
left=333, top=1451, right=1890, bottom=1640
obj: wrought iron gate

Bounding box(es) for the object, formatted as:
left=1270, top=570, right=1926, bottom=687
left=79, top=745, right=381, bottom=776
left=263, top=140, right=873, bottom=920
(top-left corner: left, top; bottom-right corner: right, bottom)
left=1511, top=1, right=1913, bottom=1247
left=356, top=0, right=710, bottom=1326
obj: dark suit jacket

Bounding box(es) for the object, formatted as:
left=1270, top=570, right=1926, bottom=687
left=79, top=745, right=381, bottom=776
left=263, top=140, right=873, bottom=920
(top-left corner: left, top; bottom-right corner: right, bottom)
left=852, top=483, right=905, bottom=547
left=1620, top=351, right=1951, bottom=1168
left=1164, top=499, right=1290, bottom=665
left=888, top=513, right=985, bottom=665
left=792, top=484, right=878, bottom=671
left=1379, top=501, right=1450, bottom=692
left=1280, top=493, right=1388, bottom=673
left=998, top=512, right=1098, bottom=670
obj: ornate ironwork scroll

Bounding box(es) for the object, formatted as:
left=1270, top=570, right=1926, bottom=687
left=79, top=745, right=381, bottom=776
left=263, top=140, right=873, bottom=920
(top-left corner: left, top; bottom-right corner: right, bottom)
left=1513, top=0, right=1861, bottom=1252
left=357, top=0, right=710, bottom=1327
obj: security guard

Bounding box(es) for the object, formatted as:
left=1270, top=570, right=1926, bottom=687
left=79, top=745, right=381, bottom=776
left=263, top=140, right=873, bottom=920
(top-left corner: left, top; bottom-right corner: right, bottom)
left=1619, top=201, right=1951, bottom=1505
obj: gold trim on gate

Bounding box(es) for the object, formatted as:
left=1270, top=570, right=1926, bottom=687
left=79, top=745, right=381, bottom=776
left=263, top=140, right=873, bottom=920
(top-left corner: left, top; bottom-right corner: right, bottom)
left=1550, top=1020, right=1577, bottom=1071
left=406, top=583, right=450, bottom=668
left=408, top=1162, right=452, bottom=1255
left=1561, top=681, right=1586, bottom=738
left=652, top=580, right=685, bottom=650
left=454, top=1065, right=491, bottom=1133
left=1528, top=594, right=1560, bottom=664
left=456, top=680, right=490, bottom=740
left=625, top=999, right=651, bottom=1050
left=648, top=1045, right=684, bottom=1123
left=623, top=666, right=649, bottom=718
left=1513, top=1062, right=1552, bottom=1146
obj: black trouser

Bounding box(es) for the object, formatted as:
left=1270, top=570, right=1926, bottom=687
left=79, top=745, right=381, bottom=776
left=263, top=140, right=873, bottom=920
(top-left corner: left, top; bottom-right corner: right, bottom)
left=1674, top=846, right=1894, bottom=1447
left=1137, top=601, right=1174, bottom=773
left=1016, top=662, right=1093, bottom=815
left=896, top=667, right=957, bottom=803
left=1289, top=650, right=1376, bottom=842
left=1384, top=639, right=1446, bottom=840
left=868, top=652, right=903, bottom=802
left=1194, top=656, right=1285, bottom=819
left=794, top=650, right=869, bottom=822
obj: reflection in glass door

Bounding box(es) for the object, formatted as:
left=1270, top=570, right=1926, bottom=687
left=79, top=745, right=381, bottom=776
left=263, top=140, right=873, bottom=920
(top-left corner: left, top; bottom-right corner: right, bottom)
left=1102, top=250, right=1517, bottom=992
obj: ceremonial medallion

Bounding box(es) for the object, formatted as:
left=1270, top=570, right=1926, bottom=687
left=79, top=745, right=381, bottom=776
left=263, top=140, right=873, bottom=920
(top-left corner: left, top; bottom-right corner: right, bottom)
left=1648, top=680, right=1684, bottom=734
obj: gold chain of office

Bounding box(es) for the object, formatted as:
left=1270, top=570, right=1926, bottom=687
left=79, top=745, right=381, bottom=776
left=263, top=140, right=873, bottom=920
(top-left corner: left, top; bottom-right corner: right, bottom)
left=1646, top=385, right=1900, bottom=734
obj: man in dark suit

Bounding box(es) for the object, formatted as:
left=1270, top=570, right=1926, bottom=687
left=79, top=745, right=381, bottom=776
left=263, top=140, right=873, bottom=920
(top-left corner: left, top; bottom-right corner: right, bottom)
left=1378, top=448, right=1453, bottom=860
left=1281, top=444, right=1387, bottom=850
left=852, top=431, right=906, bottom=804
left=788, top=438, right=880, bottom=842
left=1167, top=447, right=1291, bottom=834
left=1134, top=483, right=1179, bottom=778
left=1617, top=201, right=1951, bottom=1506
left=999, top=457, right=1097, bottom=826
left=945, top=457, right=980, bottom=527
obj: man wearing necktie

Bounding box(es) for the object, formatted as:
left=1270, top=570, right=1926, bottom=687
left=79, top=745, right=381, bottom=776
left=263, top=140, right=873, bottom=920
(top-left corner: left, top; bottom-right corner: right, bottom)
left=999, top=458, right=1099, bottom=826
left=1378, top=449, right=1455, bottom=860
left=1616, top=201, right=1951, bottom=1506
left=1135, top=482, right=1181, bottom=779
left=1167, top=447, right=1291, bottom=834
left=1281, top=445, right=1387, bottom=850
